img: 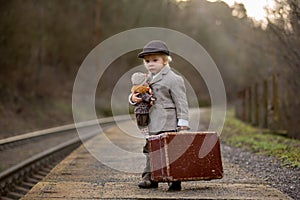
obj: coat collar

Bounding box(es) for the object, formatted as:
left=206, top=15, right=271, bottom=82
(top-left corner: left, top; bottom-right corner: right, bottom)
left=150, top=64, right=171, bottom=84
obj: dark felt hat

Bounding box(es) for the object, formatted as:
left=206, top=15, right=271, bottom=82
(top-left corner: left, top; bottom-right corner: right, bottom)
left=138, top=40, right=170, bottom=58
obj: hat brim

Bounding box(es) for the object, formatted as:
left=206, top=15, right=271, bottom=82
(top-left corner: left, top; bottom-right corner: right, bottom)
left=138, top=50, right=169, bottom=58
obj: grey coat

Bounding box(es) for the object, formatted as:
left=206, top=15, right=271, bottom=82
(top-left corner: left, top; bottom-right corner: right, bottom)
left=148, top=65, right=189, bottom=133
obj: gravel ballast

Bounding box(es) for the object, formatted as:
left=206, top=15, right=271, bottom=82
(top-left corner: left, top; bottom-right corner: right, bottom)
left=221, top=144, right=300, bottom=200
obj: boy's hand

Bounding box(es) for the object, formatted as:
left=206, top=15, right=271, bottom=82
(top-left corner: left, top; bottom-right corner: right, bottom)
left=131, top=93, right=142, bottom=103
left=149, top=87, right=153, bottom=95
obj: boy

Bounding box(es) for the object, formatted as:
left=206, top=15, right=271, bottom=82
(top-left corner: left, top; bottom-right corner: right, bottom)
left=130, top=40, right=189, bottom=191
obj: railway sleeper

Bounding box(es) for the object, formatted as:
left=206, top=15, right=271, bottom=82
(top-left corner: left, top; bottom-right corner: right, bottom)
left=20, top=181, right=35, bottom=189
left=31, top=174, right=44, bottom=181
left=1, top=196, right=14, bottom=200
left=37, top=170, right=49, bottom=177
left=13, top=186, right=28, bottom=194
left=24, top=177, right=39, bottom=184
left=42, top=166, right=54, bottom=171
left=7, top=191, right=23, bottom=199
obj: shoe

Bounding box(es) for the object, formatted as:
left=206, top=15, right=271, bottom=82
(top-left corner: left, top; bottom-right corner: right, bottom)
left=167, top=181, right=181, bottom=191
left=138, top=180, right=158, bottom=189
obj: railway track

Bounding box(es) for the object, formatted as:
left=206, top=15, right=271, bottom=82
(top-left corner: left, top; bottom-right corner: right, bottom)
left=0, top=115, right=130, bottom=200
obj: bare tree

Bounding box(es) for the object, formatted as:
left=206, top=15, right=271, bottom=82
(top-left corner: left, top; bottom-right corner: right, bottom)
left=266, top=0, right=300, bottom=138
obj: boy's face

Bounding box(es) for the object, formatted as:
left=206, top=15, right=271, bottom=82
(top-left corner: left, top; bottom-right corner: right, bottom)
left=143, top=54, right=166, bottom=74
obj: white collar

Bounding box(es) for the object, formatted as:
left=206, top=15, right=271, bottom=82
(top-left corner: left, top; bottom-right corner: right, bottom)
left=151, top=64, right=170, bottom=80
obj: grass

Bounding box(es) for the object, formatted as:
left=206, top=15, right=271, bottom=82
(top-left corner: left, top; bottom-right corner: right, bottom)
left=220, top=110, right=300, bottom=168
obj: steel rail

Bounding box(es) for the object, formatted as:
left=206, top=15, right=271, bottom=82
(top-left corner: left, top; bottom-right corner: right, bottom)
left=0, top=114, right=131, bottom=146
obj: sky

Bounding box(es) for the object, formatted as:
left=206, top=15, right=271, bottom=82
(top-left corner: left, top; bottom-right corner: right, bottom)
left=206, top=0, right=275, bottom=23
left=177, top=0, right=276, bottom=25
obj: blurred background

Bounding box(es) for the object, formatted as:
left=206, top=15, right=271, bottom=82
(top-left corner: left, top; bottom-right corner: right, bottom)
left=0, top=0, right=299, bottom=138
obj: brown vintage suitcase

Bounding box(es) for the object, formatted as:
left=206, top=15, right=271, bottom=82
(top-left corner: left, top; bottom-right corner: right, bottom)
left=148, top=132, right=223, bottom=182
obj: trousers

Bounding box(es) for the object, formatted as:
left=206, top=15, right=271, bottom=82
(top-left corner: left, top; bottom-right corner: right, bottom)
left=142, top=130, right=176, bottom=179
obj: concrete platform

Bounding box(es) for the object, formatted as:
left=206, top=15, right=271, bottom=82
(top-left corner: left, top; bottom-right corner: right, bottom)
left=22, top=121, right=291, bottom=199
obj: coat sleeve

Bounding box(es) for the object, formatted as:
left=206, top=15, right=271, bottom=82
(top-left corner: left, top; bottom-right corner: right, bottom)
left=128, top=93, right=137, bottom=105
left=170, top=76, right=189, bottom=123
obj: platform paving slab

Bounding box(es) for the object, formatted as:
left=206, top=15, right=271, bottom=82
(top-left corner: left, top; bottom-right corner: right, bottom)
left=22, top=121, right=292, bottom=199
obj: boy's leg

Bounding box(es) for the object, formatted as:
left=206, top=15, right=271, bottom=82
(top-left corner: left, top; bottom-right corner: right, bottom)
left=168, top=181, right=181, bottom=191
left=138, top=140, right=158, bottom=188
